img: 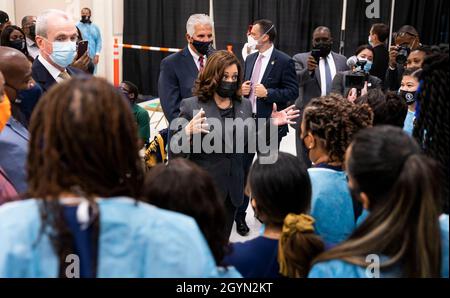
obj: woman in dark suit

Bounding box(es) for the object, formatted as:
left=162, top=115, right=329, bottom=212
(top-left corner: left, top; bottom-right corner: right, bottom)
left=171, top=50, right=299, bottom=236
left=331, top=45, right=383, bottom=102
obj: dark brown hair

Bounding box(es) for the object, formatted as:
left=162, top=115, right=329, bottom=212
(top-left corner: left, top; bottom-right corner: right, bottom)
left=303, top=94, right=374, bottom=163
left=313, top=126, right=442, bottom=277
left=28, top=77, right=144, bottom=277
left=141, top=158, right=229, bottom=266
left=193, top=50, right=243, bottom=102
left=371, top=23, right=389, bottom=43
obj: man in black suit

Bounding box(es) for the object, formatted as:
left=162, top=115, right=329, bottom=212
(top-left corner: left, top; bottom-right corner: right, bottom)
left=33, top=9, right=84, bottom=93
left=236, top=19, right=299, bottom=236
left=368, top=23, right=390, bottom=83
left=158, top=14, right=214, bottom=127
left=292, top=26, right=348, bottom=167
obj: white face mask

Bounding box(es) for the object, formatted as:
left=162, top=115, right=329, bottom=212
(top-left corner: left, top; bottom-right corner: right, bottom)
left=247, top=35, right=258, bottom=50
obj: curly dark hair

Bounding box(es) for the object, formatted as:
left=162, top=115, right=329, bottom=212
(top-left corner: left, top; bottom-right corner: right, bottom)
left=141, top=158, right=229, bottom=266
left=0, top=25, right=32, bottom=61
left=303, top=94, right=373, bottom=163
left=355, top=90, right=407, bottom=128
left=413, top=53, right=449, bottom=213
left=193, top=50, right=242, bottom=102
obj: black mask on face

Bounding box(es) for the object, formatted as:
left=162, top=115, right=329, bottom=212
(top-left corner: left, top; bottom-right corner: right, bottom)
left=313, top=41, right=332, bottom=57
left=81, top=16, right=91, bottom=23
left=216, top=81, right=238, bottom=98
left=9, top=39, right=26, bottom=53
left=398, top=89, right=417, bottom=105
left=28, top=25, right=36, bottom=40
left=192, top=39, right=212, bottom=56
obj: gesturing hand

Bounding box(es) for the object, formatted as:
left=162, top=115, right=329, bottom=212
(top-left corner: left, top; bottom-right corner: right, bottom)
left=184, top=108, right=209, bottom=136
left=270, top=104, right=300, bottom=126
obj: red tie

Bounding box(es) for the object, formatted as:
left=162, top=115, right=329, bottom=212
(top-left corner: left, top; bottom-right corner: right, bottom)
left=198, top=56, right=204, bottom=72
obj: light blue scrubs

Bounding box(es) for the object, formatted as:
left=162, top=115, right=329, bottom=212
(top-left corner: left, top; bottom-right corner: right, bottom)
left=403, top=110, right=415, bottom=136
left=308, top=214, right=449, bottom=278
left=76, top=22, right=102, bottom=60
left=308, top=168, right=356, bottom=246
left=0, top=197, right=231, bottom=278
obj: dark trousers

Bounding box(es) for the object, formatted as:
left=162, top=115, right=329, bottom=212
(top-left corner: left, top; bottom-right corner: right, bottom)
left=224, top=194, right=237, bottom=238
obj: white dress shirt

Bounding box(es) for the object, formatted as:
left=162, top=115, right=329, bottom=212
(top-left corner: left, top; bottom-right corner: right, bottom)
left=253, top=44, right=274, bottom=85
left=37, top=55, right=65, bottom=83
left=188, top=45, right=207, bottom=71
left=318, top=53, right=337, bottom=96
left=26, top=37, right=39, bottom=60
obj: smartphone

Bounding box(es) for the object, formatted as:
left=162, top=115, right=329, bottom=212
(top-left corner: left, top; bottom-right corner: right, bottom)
left=77, top=40, right=89, bottom=59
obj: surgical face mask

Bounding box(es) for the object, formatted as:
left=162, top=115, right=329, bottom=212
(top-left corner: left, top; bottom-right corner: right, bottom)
left=247, top=25, right=274, bottom=50
left=0, top=94, right=11, bottom=132
left=364, top=60, right=373, bottom=72
left=399, top=89, right=417, bottom=105
left=49, top=41, right=77, bottom=68
left=9, top=39, right=26, bottom=53
left=368, top=36, right=374, bottom=47
left=192, top=39, right=212, bottom=56
left=216, top=81, right=238, bottom=98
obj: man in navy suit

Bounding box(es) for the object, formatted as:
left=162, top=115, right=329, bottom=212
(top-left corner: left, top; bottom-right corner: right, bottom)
left=236, top=19, right=299, bottom=236
left=158, top=14, right=214, bottom=126
left=32, top=9, right=84, bottom=93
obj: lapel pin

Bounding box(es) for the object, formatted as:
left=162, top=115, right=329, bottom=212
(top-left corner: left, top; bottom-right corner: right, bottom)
left=271, top=61, right=275, bottom=65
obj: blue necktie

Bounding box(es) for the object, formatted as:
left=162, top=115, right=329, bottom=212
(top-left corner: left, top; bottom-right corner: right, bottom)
left=324, top=58, right=332, bottom=95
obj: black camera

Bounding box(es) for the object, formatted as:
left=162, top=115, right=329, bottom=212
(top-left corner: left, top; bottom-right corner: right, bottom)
left=396, top=45, right=411, bottom=65
left=345, top=59, right=369, bottom=90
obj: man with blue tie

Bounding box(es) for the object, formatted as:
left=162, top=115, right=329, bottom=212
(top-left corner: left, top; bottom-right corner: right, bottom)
left=293, top=26, right=349, bottom=167
left=237, top=19, right=299, bottom=236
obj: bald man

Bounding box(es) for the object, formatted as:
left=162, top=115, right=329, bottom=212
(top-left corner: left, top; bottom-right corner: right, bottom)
left=32, top=9, right=83, bottom=92
left=292, top=26, right=349, bottom=166
left=0, top=46, right=31, bottom=194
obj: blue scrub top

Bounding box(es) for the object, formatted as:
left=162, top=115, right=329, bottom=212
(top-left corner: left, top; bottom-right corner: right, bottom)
left=0, top=197, right=224, bottom=278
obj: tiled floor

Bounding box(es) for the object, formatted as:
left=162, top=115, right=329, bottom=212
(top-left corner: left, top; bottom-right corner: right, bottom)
left=140, top=99, right=299, bottom=243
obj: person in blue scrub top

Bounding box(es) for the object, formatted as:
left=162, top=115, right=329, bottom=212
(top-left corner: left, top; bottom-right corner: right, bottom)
left=76, top=8, right=102, bottom=73
left=0, top=77, right=219, bottom=278
left=309, top=126, right=449, bottom=278
left=300, top=94, right=373, bottom=247
left=224, top=152, right=323, bottom=278
left=399, top=67, right=421, bottom=135
left=142, top=158, right=242, bottom=278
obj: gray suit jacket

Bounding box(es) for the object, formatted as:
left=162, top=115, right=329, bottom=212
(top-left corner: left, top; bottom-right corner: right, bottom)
left=293, top=51, right=349, bottom=110
left=171, top=96, right=254, bottom=207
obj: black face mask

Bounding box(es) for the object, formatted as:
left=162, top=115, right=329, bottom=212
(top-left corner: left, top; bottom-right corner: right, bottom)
left=216, top=81, right=238, bottom=98
left=398, top=89, right=417, bottom=105
left=81, top=16, right=91, bottom=23
left=10, top=39, right=26, bottom=53
left=192, top=39, right=212, bottom=56
left=313, top=41, right=332, bottom=57
left=28, top=25, right=36, bottom=40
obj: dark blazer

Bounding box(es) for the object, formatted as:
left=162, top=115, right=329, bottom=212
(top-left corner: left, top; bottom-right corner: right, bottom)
left=158, top=47, right=199, bottom=123
left=293, top=51, right=349, bottom=110
left=171, top=96, right=254, bottom=207
left=244, top=48, right=299, bottom=138
left=31, top=58, right=85, bottom=93
left=370, top=44, right=389, bottom=83
left=331, top=71, right=383, bottom=97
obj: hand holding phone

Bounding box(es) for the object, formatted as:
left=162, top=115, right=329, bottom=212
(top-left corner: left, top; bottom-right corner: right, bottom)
left=77, top=40, right=89, bottom=59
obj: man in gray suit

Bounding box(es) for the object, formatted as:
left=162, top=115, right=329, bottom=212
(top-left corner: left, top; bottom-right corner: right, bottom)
left=293, top=26, right=349, bottom=166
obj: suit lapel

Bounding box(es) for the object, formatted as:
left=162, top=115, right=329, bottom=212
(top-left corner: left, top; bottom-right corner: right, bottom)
left=260, top=50, right=276, bottom=85
left=182, top=47, right=199, bottom=78
left=33, top=59, right=56, bottom=91
left=245, top=53, right=258, bottom=81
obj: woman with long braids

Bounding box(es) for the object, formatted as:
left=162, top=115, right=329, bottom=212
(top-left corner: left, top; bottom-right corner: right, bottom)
left=413, top=53, right=449, bottom=213
left=0, top=77, right=219, bottom=278
left=309, top=126, right=449, bottom=278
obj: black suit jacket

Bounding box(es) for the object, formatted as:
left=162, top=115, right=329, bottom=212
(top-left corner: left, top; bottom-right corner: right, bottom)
left=158, top=47, right=199, bottom=123
left=171, top=96, right=254, bottom=207
left=31, top=58, right=85, bottom=93
left=244, top=48, right=299, bottom=138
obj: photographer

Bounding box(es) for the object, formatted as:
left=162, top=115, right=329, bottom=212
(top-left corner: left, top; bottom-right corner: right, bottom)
left=331, top=45, right=382, bottom=102
left=385, top=25, right=421, bottom=91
